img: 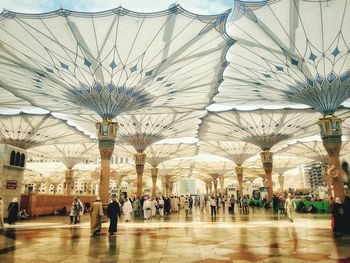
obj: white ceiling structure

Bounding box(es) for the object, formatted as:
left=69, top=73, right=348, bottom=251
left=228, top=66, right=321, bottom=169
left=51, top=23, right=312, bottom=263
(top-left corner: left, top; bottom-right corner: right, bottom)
left=215, top=0, right=350, bottom=116
left=0, top=113, right=89, bottom=149
left=0, top=2, right=350, bottom=188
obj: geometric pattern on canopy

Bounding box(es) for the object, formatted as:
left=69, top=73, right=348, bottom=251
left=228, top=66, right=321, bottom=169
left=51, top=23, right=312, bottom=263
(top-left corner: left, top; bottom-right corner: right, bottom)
left=193, top=161, right=233, bottom=178
left=272, top=157, right=307, bottom=176
left=54, top=110, right=205, bottom=150
left=199, top=108, right=321, bottom=151
left=0, top=113, right=90, bottom=149
left=28, top=142, right=98, bottom=169
left=215, top=0, right=350, bottom=115
left=199, top=141, right=260, bottom=166
left=0, top=87, right=32, bottom=111
left=157, top=158, right=192, bottom=177
left=0, top=5, right=233, bottom=118
left=276, top=140, right=350, bottom=164
left=116, top=111, right=205, bottom=152
left=145, top=143, right=198, bottom=167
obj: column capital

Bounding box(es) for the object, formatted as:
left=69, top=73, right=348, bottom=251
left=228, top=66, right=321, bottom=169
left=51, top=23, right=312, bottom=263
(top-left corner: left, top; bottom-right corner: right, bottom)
left=134, top=152, right=146, bottom=166
left=260, top=151, right=273, bottom=165
left=235, top=166, right=243, bottom=181
left=318, top=115, right=342, bottom=143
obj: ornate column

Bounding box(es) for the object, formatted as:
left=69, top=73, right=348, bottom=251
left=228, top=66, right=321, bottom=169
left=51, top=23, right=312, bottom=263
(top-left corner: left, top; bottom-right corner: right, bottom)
left=319, top=115, right=344, bottom=200
left=213, top=179, right=218, bottom=197
left=52, top=182, right=60, bottom=194
left=65, top=168, right=73, bottom=195
left=205, top=182, right=209, bottom=195
left=134, top=152, right=146, bottom=198
left=165, top=178, right=170, bottom=196
left=169, top=181, right=174, bottom=196
left=260, top=150, right=273, bottom=201
left=96, top=119, right=118, bottom=204
left=33, top=180, right=42, bottom=193
left=278, top=175, right=284, bottom=193
left=45, top=179, right=51, bottom=193
left=235, top=166, right=244, bottom=198
left=323, top=164, right=333, bottom=198
left=151, top=167, right=158, bottom=197
left=160, top=176, right=166, bottom=196
left=219, top=176, right=225, bottom=196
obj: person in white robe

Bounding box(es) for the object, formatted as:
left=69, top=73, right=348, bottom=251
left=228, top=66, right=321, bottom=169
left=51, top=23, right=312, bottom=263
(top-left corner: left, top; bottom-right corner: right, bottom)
left=285, top=193, right=296, bottom=222
left=180, top=196, right=185, bottom=209
left=158, top=197, right=164, bottom=217
left=171, top=197, right=175, bottom=212
left=151, top=198, right=157, bottom=217
left=123, top=199, right=133, bottom=222
left=199, top=197, right=205, bottom=211
left=174, top=196, right=179, bottom=212
left=143, top=197, right=152, bottom=219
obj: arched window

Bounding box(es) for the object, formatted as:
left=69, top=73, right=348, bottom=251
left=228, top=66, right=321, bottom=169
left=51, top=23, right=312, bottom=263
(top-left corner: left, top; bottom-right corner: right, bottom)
left=15, top=152, right=20, bottom=166
left=20, top=153, right=26, bottom=167
left=10, top=151, right=15, bottom=165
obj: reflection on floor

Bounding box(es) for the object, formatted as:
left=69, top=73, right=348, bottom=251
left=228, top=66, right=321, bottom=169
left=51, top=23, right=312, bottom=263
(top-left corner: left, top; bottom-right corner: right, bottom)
left=0, top=206, right=349, bottom=263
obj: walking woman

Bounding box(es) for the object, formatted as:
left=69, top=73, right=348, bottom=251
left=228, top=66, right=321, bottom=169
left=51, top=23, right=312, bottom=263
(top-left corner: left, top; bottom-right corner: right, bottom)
left=7, top=197, right=19, bottom=225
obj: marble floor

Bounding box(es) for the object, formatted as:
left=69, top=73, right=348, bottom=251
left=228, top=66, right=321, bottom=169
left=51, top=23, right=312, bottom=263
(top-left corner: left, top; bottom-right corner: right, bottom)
left=0, top=207, right=349, bottom=263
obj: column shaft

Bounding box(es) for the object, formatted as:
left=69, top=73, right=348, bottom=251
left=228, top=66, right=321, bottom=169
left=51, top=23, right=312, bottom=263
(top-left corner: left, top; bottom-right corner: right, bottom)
left=260, top=151, right=273, bottom=201
left=65, top=168, right=73, bottom=196
left=151, top=167, right=158, bottom=197
left=134, top=152, right=146, bottom=198
left=236, top=166, right=243, bottom=198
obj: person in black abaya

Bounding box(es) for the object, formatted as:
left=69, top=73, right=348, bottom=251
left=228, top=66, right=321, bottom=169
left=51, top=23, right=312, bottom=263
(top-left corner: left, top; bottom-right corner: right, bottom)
left=107, top=194, right=121, bottom=236
left=7, top=197, right=19, bottom=225
left=332, top=197, right=345, bottom=235
left=343, top=196, right=350, bottom=234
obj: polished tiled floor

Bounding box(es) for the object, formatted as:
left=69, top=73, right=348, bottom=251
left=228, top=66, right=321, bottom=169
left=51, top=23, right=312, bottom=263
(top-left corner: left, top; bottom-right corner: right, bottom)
left=0, top=206, right=349, bottom=263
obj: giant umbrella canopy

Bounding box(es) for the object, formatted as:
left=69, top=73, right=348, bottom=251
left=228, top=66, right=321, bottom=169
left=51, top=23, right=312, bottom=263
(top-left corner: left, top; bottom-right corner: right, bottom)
left=199, top=108, right=321, bottom=200
left=0, top=5, right=233, bottom=203
left=0, top=113, right=89, bottom=149
left=199, top=141, right=260, bottom=197
left=145, top=143, right=197, bottom=197
left=71, top=111, right=203, bottom=198
left=28, top=142, right=98, bottom=195
left=193, top=161, right=233, bottom=197
left=277, top=140, right=350, bottom=197
left=215, top=0, right=350, bottom=199
left=0, top=112, right=89, bottom=210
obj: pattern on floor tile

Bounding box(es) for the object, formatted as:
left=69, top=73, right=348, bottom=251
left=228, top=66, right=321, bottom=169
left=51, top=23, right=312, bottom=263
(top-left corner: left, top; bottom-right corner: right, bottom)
left=0, top=208, right=349, bottom=263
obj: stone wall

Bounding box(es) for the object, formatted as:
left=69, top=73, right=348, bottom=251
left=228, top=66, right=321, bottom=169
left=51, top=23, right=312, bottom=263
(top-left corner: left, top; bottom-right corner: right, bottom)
left=0, top=144, right=26, bottom=217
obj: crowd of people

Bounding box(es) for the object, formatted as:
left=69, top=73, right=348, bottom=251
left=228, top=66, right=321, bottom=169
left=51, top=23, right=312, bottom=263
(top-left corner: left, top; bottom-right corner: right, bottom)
left=0, top=193, right=349, bottom=237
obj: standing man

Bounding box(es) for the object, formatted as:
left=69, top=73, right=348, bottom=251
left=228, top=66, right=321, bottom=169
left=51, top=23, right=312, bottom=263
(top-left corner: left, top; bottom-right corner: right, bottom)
left=0, top=196, right=4, bottom=230
left=90, top=197, right=103, bottom=236
left=143, top=197, right=152, bottom=220
left=210, top=196, right=217, bottom=218
left=272, top=194, right=280, bottom=215
left=107, top=194, right=121, bottom=236
left=285, top=193, right=296, bottom=222
left=229, top=195, right=235, bottom=214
